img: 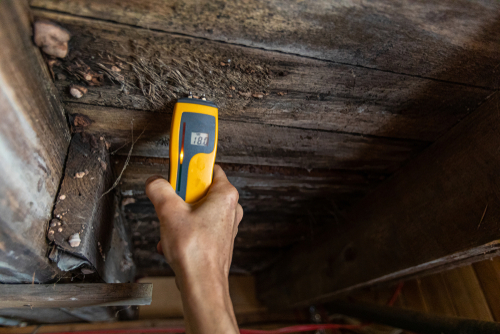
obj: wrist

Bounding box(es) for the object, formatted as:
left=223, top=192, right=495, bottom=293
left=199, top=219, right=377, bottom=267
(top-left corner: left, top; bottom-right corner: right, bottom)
left=176, top=262, right=238, bottom=334
left=177, top=260, right=229, bottom=298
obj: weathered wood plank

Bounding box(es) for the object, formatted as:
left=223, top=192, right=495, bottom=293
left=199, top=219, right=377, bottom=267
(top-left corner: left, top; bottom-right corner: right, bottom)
left=0, top=0, right=70, bottom=283
left=115, top=157, right=382, bottom=214
left=67, top=103, right=426, bottom=172
left=440, top=266, right=493, bottom=321
left=30, top=0, right=500, bottom=87
left=48, top=132, right=136, bottom=284
left=31, top=9, right=492, bottom=141
left=48, top=133, right=114, bottom=279
left=257, top=92, right=500, bottom=308
left=0, top=283, right=152, bottom=308
left=116, top=157, right=381, bottom=274
left=473, top=257, right=500, bottom=322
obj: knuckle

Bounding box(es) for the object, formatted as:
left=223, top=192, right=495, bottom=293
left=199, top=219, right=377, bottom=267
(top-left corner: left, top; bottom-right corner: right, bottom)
left=223, top=185, right=239, bottom=205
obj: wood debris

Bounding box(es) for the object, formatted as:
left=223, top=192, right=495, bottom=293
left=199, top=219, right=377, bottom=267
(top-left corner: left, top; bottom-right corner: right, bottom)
left=69, top=85, right=88, bottom=99
left=121, top=197, right=136, bottom=207
left=239, top=91, right=252, bottom=97
left=75, top=171, right=86, bottom=178
left=100, top=160, right=107, bottom=171
left=66, top=59, right=104, bottom=86
left=252, top=93, right=264, bottom=99
left=33, top=20, right=71, bottom=58
left=68, top=233, right=81, bottom=248
left=277, top=91, right=287, bottom=96
left=72, top=114, right=93, bottom=133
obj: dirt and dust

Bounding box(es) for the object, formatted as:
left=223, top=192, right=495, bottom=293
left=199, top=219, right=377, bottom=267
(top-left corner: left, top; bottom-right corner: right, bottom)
left=55, top=28, right=273, bottom=112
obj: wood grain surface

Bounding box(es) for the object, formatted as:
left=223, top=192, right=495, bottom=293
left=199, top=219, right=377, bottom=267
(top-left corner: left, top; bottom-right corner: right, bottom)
left=66, top=103, right=427, bottom=172
left=0, top=0, right=70, bottom=283
left=0, top=283, right=152, bottom=308
left=48, top=133, right=114, bottom=278
left=257, top=93, right=500, bottom=307
left=30, top=0, right=500, bottom=87
left=29, top=9, right=494, bottom=142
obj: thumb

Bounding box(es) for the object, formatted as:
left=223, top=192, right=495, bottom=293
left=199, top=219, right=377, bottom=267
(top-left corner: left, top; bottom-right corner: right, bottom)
left=145, top=175, right=181, bottom=210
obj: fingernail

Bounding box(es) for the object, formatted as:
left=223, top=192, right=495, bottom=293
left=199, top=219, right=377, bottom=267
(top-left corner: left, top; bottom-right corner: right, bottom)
left=145, top=175, right=165, bottom=186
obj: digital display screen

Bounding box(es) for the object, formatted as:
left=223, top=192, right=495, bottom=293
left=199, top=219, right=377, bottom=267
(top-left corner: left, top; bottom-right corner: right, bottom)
left=191, top=132, right=209, bottom=146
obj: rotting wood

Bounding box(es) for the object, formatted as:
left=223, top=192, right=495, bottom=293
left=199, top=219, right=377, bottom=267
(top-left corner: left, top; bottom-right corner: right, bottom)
left=115, top=156, right=383, bottom=211
left=0, top=283, right=152, bottom=308
left=66, top=103, right=427, bottom=172
left=30, top=9, right=493, bottom=141
left=48, top=132, right=114, bottom=278
left=30, top=0, right=500, bottom=88
left=257, top=92, right=500, bottom=308
left=115, top=156, right=381, bottom=274
left=0, top=0, right=70, bottom=283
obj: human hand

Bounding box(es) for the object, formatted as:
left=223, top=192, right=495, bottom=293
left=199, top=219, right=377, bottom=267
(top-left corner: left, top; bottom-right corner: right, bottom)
left=145, top=164, right=243, bottom=280
left=145, top=165, right=242, bottom=334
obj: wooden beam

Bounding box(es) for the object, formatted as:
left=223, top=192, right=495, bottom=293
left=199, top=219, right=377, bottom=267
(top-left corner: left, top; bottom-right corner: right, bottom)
left=66, top=103, right=425, bottom=172
left=31, top=0, right=500, bottom=87
left=0, top=283, right=152, bottom=308
left=257, top=92, right=500, bottom=308
left=116, top=157, right=383, bottom=274
left=48, top=131, right=136, bottom=284
left=30, top=9, right=492, bottom=142
left=47, top=132, right=114, bottom=278
left=0, top=0, right=70, bottom=283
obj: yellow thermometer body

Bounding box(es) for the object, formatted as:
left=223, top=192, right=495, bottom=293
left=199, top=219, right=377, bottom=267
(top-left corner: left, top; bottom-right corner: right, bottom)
left=169, top=98, right=218, bottom=203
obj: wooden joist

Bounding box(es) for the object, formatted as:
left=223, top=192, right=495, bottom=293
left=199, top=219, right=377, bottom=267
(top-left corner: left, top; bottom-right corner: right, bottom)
left=257, top=92, right=500, bottom=308
left=31, top=9, right=492, bottom=142
left=31, top=0, right=500, bottom=87
left=0, top=0, right=70, bottom=283
left=48, top=130, right=136, bottom=283
left=116, top=156, right=382, bottom=274
left=48, top=132, right=114, bottom=277
left=0, top=283, right=152, bottom=308
left=67, top=103, right=426, bottom=172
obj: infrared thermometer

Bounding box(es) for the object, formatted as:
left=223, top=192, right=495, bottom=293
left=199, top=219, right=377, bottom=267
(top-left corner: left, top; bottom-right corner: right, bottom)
left=169, top=96, right=218, bottom=203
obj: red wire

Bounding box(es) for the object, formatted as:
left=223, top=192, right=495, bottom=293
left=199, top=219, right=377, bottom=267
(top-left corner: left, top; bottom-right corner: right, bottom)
left=37, top=325, right=363, bottom=334
left=387, top=282, right=405, bottom=306
left=38, top=283, right=405, bottom=334
left=240, top=324, right=364, bottom=333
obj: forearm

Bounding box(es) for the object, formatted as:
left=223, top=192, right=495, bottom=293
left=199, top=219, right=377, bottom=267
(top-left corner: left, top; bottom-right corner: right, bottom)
left=178, top=266, right=238, bottom=334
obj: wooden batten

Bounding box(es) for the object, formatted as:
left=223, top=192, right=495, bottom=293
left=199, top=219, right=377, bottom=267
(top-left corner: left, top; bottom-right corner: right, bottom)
left=0, top=283, right=152, bottom=308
